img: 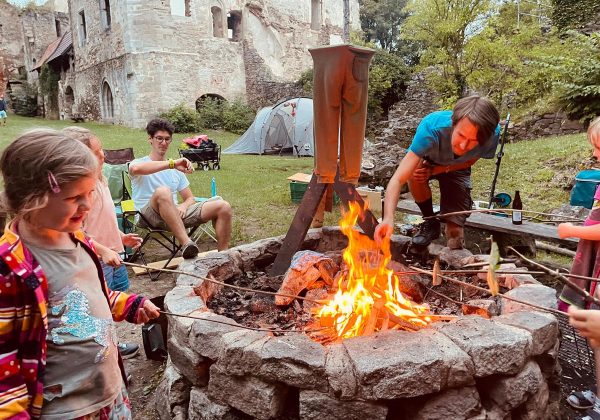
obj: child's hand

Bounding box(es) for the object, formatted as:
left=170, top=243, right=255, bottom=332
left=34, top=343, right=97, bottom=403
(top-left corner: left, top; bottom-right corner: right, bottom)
left=136, top=300, right=161, bottom=324
left=122, top=233, right=142, bottom=249
left=557, top=222, right=575, bottom=239
left=568, top=306, right=600, bottom=347
left=100, top=248, right=122, bottom=267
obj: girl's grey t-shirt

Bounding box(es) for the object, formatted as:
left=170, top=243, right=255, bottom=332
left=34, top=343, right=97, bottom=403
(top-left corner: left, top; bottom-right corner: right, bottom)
left=26, top=242, right=121, bottom=419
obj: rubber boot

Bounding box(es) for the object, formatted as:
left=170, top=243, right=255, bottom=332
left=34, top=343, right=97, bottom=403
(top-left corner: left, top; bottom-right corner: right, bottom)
left=445, top=222, right=465, bottom=250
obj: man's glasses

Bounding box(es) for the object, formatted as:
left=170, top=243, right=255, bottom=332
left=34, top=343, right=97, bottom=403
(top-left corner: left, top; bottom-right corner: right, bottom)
left=153, top=136, right=172, bottom=144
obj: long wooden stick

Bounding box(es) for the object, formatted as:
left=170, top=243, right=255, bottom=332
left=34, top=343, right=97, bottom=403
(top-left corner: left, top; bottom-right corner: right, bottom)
left=409, top=265, right=566, bottom=317
left=123, top=261, right=326, bottom=304
left=422, top=208, right=584, bottom=222
left=508, top=247, right=600, bottom=308
left=159, top=310, right=330, bottom=334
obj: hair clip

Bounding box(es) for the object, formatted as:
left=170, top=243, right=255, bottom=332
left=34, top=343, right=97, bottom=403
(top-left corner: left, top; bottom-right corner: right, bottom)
left=47, top=171, right=61, bottom=194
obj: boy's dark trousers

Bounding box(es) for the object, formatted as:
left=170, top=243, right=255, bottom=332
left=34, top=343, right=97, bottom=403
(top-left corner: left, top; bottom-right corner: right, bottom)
left=309, top=44, right=375, bottom=184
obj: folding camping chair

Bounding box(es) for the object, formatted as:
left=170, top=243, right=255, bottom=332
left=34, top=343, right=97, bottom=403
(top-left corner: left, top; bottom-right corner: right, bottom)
left=120, top=171, right=217, bottom=280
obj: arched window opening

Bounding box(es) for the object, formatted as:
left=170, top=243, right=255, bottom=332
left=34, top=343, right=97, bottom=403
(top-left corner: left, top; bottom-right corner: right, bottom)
left=227, top=11, right=242, bottom=42
left=311, top=0, right=321, bottom=30
left=195, top=93, right=226, bottom=112
left=211, top=6, right=224, bottom=38
left=64, top=86, right=74, bottom=118
left=101, top=81, right=114, bottom=119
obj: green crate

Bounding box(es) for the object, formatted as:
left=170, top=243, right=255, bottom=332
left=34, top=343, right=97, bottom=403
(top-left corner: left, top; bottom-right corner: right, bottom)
left=290, top=181, right=308, bottom=203
left=289, top=181, right=340, bottom=204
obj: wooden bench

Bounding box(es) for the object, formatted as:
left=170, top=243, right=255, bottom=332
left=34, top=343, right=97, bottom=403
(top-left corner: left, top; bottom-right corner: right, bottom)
left=396, top=199, right=578, bottom=248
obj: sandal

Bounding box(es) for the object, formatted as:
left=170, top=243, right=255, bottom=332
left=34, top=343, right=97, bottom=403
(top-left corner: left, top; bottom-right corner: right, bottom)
left=568, top=390, right=597, bottom=410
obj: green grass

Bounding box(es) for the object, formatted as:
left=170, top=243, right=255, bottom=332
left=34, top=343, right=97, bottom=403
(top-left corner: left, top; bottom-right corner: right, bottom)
left=0, top=114, right=591, bottom=246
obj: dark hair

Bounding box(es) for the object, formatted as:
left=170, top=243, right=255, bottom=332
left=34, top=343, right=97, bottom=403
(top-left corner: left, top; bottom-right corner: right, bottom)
left=0, top=129, right=97, bottom=224
left=146, top=118, right=175, bottom=137
left=451, top=95, right=500, bottom=146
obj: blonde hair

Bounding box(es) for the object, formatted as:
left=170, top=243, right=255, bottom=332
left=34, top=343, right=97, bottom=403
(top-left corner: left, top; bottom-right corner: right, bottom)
left=589, top=116, right=600, bottom=145
left=62, top=126, right=95, bottom=147
left=0, top=129, right=98, bottom=223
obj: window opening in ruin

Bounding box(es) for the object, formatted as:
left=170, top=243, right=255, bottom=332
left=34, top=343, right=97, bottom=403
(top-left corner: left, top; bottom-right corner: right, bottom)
left=311, top=0, right=321, bottom=30
left=100, top=0, right=112, bottom=29
left=55, top=19, right=61, bottom=37
left=227, top=11, right=242, bottom=41
left=171, top=0, right=191, bottom=17
left=211, top=6, right=224, bottom=37
left=64, top=86, right=74, bottom=118
left=101, top=81, right=114, bottom=119
left=78, top=10, right=87, bottom=46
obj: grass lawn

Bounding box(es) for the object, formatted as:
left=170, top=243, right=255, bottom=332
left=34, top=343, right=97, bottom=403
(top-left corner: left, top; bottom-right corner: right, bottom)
left=0, top=114, right=591, bottom=246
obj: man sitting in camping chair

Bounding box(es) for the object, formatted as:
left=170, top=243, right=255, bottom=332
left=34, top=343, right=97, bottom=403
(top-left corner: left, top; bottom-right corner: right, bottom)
left=129, top=118, right=232, bottom=258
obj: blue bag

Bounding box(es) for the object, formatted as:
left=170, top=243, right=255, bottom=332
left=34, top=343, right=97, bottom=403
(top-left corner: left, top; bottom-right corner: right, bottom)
left=570, top=169, right=600, bottom=209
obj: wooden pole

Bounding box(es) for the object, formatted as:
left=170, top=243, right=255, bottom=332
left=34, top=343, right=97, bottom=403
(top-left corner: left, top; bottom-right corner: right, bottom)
left=343, top=0, right=350, bottom=42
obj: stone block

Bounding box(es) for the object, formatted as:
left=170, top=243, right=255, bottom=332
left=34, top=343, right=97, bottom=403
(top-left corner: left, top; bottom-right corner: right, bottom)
left=495, top=311, right=558, bottom=355
left=461, top=254, right=490, bottom=266
left=413, top=386, right=483, bottom=420
left=207, top=365, right=288, bottom=420
left=480, top=360, right=546, bottom=412
left=434, top=316, right=532, bottom=377
left=195, top=252, right=243, bottom=282
left=439, top=247, right=473, bottom=268
left=259, top=335, right=327, bottom=390
left=155, top=358, right=191, bottom=420
left=325, top=343, right=357, bottom=399
left=168, top=336, right=211, bottom=387
left=232, top=237, right=283, bottom=271
left=217, top=329, right=270, bottom=375
left=188, top=387, right=245, bottom=420
left=501, top=284, right=557, bottom=314
left=189, top=313, right=242, bottom=360
left=343, top=329, right=475, bottom=399
left=299, top=390, right=388, bottom=420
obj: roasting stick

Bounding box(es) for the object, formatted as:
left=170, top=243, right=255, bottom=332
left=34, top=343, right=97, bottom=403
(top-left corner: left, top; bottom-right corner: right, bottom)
left=422, top=208, right=584, bottom=223
left=408, top=265, right=566, bottom=317
left=508, top=246, right=600, bottom=308
left=123, top=261, right=327, bottom=305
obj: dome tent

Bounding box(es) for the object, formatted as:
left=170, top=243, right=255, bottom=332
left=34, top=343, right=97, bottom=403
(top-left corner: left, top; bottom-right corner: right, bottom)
left=223, top=97, right=314, bottom=156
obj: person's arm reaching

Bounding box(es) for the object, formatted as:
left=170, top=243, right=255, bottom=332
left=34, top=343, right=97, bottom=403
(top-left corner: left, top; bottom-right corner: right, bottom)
left=374, top=151, right=422, bottom=244
left=430, top=158, right=478, bottom=176
left=558, top=222, right=600, bottom=241
left=129, top=157, right=193, bottom=176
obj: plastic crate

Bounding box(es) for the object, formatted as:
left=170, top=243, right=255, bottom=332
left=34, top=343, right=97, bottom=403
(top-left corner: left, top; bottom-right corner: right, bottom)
left=290, top=181, right=308, bottom=203
left=289, top=181, right=340, bottom=204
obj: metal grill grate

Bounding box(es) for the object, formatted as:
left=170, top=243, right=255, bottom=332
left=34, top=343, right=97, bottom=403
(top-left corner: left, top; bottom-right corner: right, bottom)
left=558, top=314, right=596, bottom=378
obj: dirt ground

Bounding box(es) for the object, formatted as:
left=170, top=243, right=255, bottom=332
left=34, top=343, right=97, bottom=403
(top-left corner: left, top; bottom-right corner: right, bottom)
left=116, top=267, right=175, bottom=419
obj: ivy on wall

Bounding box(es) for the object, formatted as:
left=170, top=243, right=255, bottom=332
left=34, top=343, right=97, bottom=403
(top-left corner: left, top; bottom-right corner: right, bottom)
left=38, top=64, right=60, bottom=110
left=552, top=0, right=600, bottom=30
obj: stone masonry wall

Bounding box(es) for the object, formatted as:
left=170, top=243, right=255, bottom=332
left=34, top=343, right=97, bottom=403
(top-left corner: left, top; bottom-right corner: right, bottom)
left=0, top=2, right=25, bottom=94
left=66, top=0, right=359, bottom=127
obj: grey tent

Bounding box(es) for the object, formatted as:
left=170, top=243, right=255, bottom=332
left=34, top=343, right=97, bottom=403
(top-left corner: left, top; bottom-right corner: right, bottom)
left=223, top=97, right=314, bottom=156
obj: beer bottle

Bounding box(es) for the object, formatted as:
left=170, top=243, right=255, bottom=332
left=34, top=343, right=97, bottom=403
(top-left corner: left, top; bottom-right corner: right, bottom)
left=512, top=190, right=522, bottom=225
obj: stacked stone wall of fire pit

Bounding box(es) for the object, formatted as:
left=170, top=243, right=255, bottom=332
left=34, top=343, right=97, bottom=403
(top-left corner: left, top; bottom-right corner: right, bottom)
left=157, top=228, right=562, bottom=420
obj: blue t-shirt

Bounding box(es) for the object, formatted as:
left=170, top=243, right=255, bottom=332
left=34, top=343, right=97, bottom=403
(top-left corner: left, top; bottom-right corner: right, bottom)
left=408, top=111, right=500, bottom=166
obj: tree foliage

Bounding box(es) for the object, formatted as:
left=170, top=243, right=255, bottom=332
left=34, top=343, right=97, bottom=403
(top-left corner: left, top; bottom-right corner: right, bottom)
left=359, top=0, right=420, bottom=64
left=552, top=0, right=600, bottom=31
left=537, top=31, right=600, bottom=122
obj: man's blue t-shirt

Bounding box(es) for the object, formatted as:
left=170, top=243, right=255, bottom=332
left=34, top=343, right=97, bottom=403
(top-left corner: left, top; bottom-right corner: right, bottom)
left=408, top=111, right=501, bottom=166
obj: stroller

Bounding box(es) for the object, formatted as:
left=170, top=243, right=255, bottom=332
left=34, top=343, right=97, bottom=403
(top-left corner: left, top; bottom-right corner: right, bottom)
left=179, top=135, right=221, bottom=170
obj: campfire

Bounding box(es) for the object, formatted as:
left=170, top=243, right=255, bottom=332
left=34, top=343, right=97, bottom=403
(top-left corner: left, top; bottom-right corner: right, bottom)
left=313, top=201, right=432, bottom=340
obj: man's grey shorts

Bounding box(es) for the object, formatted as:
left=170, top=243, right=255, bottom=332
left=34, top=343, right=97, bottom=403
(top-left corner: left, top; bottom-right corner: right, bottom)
left=431, top=168, right=472, bottom=227
left=138, top=201, right=205, bottom=230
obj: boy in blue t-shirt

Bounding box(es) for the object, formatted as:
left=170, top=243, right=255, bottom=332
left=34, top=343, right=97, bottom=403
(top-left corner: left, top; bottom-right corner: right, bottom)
left=375, top=95, right=501, bottom=249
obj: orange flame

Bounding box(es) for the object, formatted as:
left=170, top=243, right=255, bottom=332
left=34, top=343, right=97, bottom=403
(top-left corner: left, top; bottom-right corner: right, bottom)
left=316, top=201, right=432, bottom=339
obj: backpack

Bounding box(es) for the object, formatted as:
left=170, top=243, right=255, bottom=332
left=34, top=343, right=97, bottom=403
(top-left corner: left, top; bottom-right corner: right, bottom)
left=570, top=169, right=600, bottom=209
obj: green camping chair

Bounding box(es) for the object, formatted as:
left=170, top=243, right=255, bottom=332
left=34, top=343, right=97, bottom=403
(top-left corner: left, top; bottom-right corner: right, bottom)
left=120, top=171, right=217, bottom=280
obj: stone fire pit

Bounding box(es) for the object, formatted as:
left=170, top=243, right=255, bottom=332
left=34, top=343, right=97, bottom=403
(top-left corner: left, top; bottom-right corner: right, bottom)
left=157, top=227, right=561, bottom=420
